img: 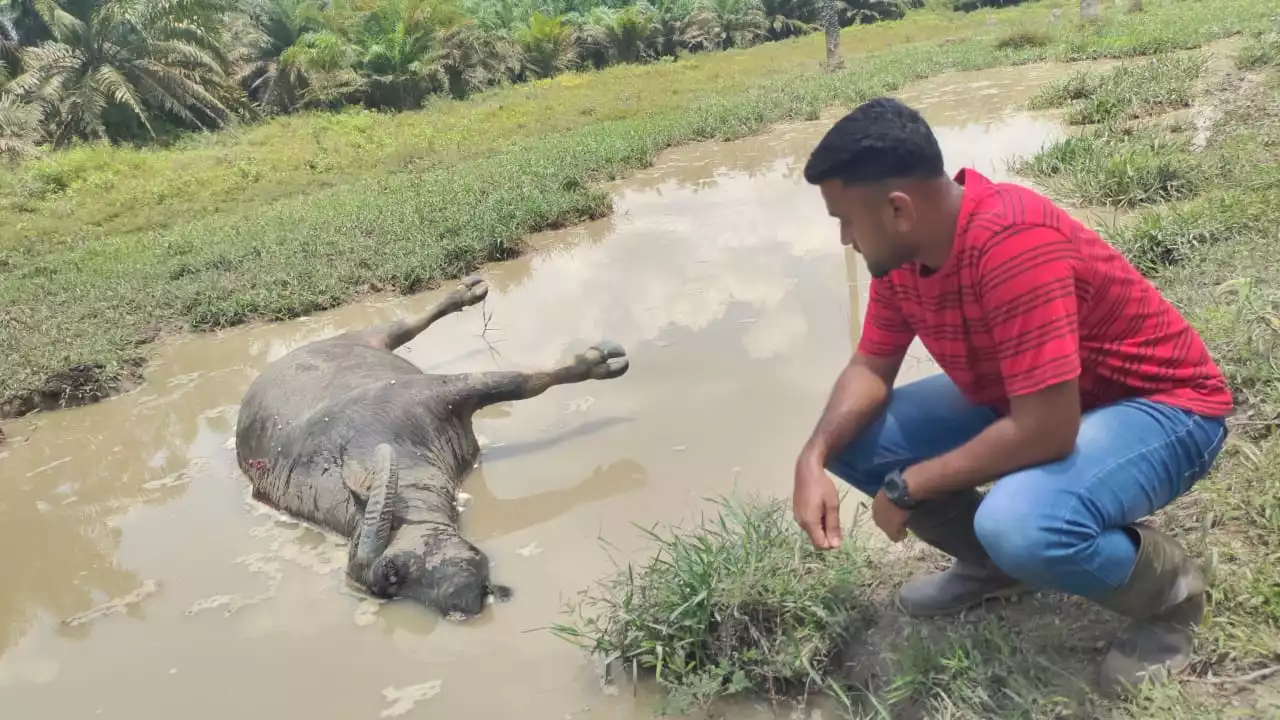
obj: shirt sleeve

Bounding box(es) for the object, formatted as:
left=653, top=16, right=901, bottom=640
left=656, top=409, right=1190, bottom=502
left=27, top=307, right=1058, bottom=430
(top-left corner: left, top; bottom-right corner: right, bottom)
left=856, top=276, right=916, bottom=358
left=976, top=226, right=1082, bottom=397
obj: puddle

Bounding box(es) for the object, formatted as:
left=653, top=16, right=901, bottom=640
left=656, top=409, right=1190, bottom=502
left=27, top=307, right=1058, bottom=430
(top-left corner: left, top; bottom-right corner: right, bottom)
left=0, top=61, right=1086, bottom=718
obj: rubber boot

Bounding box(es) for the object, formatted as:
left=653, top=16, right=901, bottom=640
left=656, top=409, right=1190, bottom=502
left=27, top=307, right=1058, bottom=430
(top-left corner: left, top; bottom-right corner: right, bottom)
left=1093, top=524, right=1207, bottom=697
left=895, top=488, right=1031, bottom=618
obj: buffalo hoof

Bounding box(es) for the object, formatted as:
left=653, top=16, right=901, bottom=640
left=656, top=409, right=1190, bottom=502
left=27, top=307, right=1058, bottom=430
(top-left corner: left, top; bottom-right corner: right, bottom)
left=582, top=341, right=629, bottom=380
left=454, top=276, right=489, bottom=307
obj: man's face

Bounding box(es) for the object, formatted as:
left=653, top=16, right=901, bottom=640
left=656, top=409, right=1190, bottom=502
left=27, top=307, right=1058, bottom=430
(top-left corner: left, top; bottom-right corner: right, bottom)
left=819, top=179, right=919, bottom=278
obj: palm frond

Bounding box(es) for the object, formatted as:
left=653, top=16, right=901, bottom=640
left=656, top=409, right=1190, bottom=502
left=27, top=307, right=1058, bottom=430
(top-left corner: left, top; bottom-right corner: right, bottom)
left=0, top=90, right=44, bottom=158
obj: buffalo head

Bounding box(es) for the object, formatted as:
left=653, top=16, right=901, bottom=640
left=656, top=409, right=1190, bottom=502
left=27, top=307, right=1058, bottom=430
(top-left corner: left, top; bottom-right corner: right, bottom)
left=344, top=443, right=495, bottom=618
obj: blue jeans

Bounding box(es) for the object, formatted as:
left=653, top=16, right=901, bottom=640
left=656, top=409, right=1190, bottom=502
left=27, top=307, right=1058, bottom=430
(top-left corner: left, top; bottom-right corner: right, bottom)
left=826, top=373, right=1229, bottom=600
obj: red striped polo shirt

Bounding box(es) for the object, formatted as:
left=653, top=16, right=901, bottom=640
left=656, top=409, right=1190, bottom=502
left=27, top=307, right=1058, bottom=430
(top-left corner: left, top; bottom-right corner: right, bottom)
left=858, top=168, right=1234, bottom=418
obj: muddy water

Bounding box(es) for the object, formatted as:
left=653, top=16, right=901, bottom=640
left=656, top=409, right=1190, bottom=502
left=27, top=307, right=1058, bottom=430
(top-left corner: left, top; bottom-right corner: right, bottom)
left=1, top=63, right=1077, bottom=719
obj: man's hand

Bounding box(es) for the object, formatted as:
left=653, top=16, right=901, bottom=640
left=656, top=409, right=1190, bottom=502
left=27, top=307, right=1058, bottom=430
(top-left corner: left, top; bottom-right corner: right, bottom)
left=794, top=456, right=842, bottom=550
left=791, top=349, right=903, bottom=552
left=871, top=489, right=909, bottom=542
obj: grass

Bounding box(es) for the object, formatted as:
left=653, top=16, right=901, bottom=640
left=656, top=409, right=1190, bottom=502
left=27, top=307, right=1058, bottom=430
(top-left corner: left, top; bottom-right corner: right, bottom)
left=4, top=0, right=1280, bottom=416
left=555, top=29, right=1280, bottom=720
left=1235, top=16, right=1280, bottom=69
left=1026, top=51, right=1208, bottom=124
left=869, top=618, right=1098, bottom=719
left=994, top=26, right=1055, bottom=51
left=548, top=494, right=875, bottom=716
left=1012, top=127, right=1202, bottom=207
left=1105, top=188, right=1274, bottom=277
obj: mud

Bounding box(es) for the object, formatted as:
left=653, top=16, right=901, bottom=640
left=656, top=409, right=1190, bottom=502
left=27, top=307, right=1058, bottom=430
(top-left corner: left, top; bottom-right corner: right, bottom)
left=1, top=62, right=1087, bottom=718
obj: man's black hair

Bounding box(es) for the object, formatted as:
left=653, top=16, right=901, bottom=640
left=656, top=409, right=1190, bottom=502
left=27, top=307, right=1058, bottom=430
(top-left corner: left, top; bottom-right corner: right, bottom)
left=803, top=97, right=946, bottom=187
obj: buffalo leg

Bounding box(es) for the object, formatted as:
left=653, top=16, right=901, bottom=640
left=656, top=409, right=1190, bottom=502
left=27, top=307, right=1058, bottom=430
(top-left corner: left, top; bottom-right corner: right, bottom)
left=452, top=342, right=629, bottom=410
left=357, top=277, right=489, bottom=350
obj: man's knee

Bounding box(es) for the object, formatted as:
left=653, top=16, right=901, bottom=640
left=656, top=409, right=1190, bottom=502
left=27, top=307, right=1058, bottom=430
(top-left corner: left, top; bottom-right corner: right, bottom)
left=824, top=373, right=994, bottom=498
left=824, top=445, right=882, bottom=498
left=973, top=478, right=1070, bottom=581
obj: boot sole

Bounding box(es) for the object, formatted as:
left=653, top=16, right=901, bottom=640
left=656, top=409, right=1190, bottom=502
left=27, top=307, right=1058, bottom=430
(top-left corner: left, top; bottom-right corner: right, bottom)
left=895, top=583, right=1035, bottom=619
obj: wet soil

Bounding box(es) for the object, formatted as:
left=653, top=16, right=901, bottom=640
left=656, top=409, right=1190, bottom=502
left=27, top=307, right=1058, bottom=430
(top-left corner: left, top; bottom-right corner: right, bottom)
left=1, top=61, right=1094, bottom=719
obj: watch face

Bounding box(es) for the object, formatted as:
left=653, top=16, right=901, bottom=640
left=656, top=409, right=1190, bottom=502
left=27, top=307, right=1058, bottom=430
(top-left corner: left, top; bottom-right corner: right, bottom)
left=885, top=470, right=910, bottom=506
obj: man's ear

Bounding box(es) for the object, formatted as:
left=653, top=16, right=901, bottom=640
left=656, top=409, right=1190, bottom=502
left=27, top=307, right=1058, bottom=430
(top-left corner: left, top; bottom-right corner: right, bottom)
left=886, top=190, right=916, bottom=232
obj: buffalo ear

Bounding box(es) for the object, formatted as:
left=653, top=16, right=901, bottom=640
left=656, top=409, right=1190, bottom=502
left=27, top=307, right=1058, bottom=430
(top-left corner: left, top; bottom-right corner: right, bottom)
left=342, top=458, right=373, bottom=506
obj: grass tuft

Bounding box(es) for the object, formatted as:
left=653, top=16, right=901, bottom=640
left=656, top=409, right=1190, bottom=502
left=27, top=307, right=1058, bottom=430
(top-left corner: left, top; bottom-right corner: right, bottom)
left=994, top=26, right=1055, bottom=51
left=1103, top=190, right=1267, bottom=275
left=1235, top=16, right=1280, bottom=69
left=869, top=618, right=1087, bottom=718
left=1028, top=52, right=1208, bottom=124
left=1015, top=128, right=1201, bottom=207
left=548, top=494, right=874, bottom=716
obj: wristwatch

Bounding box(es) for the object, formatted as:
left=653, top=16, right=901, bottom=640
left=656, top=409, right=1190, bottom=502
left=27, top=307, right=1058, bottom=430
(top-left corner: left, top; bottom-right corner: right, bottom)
left=882, top=468, right=919, bottom=510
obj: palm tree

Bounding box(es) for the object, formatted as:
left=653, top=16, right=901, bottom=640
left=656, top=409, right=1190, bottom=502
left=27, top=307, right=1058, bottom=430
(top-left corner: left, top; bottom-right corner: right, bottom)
left=460, top=0, right=535, bottom=36
left=349, top=0, right=465, bottom=109
left=433, top=19, right=521, bottom=98
left=515, top=11, right=578, bottom=79
left=688, top=0, right=767, bottom=51
left=822, top=0, right=839, bottom=70
left=7, top=0, right=243, bottom=146
left=759, top=0, right=818, bottom=41
left=569, top=6, right=612, bottom=69
left=602, top=3, right=659, bottom=63
left=649, top=0, right=715, bottom=56
left=574, top=4, right=660, bottom=67
left=229, top=0, right=326, bottom=114
left=838, top=0, right=905, bottom=24
left=1, top=5, right=19, bottom=73
left=0, top=71, right=43, bottom=158
left=278, top=28, right=363, bottom=107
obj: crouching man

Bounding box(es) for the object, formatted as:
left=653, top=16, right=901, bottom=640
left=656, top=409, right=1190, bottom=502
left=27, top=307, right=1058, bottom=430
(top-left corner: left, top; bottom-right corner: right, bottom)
left=792, top=97, right=1233, bottom=696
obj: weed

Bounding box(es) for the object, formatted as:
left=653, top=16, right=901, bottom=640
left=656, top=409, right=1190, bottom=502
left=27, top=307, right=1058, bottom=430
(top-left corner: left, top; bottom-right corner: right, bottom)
left=1235, top=16, right=1280, bottom=69
left=1027, top=52, right=1208, bottom=124
left=548, top=494, right=874, bottom=716
left=1026, top=67, right=1096, bottom=108
left=994, top=27, right=1054, bottom=51
left=1104, top=190, right=1265, bottom=274
left=867, top=618, right=1089, bottom=719
left=1015, top=128, right=1201, bottom=207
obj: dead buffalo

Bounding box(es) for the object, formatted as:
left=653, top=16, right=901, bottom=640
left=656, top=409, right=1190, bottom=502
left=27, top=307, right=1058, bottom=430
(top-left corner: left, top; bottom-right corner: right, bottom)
left=234, top=277, right=630, bottom=618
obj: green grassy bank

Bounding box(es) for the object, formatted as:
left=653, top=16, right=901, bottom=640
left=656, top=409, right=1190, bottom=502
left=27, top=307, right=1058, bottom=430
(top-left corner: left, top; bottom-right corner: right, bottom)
left=551, top=20, right=1280, bottom=720
left=2, top=0, right=1277, bottom=417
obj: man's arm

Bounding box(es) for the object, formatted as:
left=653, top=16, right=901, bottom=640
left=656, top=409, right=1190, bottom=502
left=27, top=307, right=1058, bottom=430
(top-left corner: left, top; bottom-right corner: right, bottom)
left=901, top=379, right=1080, bottom=500
left=801, top=276, right=915, bottom=465
left=902, top=226, right=1084, bottom=501
left=794, top=277, right=913, bottom=549
left=799, top=350, right=905, bottom=467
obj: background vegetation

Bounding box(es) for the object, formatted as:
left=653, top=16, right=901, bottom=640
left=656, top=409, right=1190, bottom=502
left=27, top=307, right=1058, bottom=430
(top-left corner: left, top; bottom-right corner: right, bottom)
left=0, top=0, right=917, bottom=154
left=5, top=0, right=1276, bottom=419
